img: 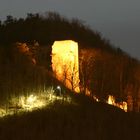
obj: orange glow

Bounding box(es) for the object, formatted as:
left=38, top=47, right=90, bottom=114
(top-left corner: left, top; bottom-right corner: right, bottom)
left=52, top=40, right=80, bottom=92
left=108, top=95, right=115, bottom=105
left=16, top=42, right=36, bottom=65
left=17, top=43, right=29, bottom=53
left=0, top=87, right=72, bottom=118
left=107, top=95, right=127, bottom=112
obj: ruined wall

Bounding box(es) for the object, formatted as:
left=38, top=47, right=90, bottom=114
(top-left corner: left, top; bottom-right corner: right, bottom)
left=52, top=40, right=80, bottom=92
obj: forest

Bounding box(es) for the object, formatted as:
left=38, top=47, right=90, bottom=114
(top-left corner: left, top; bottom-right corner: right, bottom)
left=0, top=12, right=140, bottom=112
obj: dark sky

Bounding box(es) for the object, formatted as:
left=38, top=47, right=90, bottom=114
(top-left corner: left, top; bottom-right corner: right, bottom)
left=0, top=0, right=140, bottom=59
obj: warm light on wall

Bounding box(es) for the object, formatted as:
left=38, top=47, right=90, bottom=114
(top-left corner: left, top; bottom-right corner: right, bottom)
left=52, top=40, right=80, bottom=92
left=107, top=95, right=127, bottom=112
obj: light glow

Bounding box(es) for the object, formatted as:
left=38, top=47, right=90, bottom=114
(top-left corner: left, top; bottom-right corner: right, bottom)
left=19, top=94, right=46, bottom=110
left=52, top=40, right=80, bottom=93
left=107, top=95, right=127, bottom=112
left=0, top=88, right=72, bottom=118
left=57, top=86, right=61, bottom=90
left=108, top=95, right=115, bottom=105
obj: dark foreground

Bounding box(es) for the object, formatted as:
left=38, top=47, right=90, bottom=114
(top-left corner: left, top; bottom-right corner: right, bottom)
left=0, top=95, right=140, bottom=140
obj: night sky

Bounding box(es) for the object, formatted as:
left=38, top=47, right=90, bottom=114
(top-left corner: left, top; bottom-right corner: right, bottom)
left=0, top=0, right=140, bottom=59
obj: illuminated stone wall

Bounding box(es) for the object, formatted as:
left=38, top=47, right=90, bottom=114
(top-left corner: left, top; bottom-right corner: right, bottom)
left=52, top=40, right=80, bottom=92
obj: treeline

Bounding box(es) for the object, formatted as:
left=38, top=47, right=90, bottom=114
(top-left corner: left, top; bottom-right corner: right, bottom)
left=0, top=12, right=112, bottom=50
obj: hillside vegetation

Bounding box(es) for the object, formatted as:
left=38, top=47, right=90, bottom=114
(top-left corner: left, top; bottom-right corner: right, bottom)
left=0, top=12, right=140, bottom=111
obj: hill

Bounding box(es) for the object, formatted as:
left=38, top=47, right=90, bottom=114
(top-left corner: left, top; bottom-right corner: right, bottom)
left=0, top=12, right=140, bottom=139
left=0, top=12, right=140, bottom=111
left=0, top=94, right=140, bottom=140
